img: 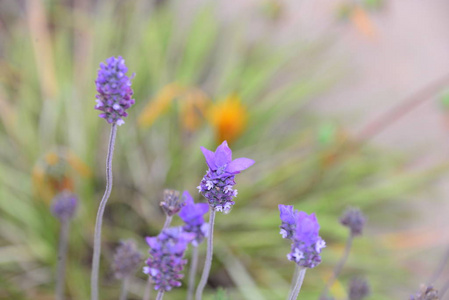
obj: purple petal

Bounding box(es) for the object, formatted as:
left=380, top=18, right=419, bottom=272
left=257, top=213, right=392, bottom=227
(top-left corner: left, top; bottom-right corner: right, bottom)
left=195, top=203, right=210, bottom=215
left=226, top=158, right=254, bottom=173
left=182, top=190, right=194, bottom=205
left=201, top=146, right=216, bottom=170
left=214, top=141, right=232, bottom=167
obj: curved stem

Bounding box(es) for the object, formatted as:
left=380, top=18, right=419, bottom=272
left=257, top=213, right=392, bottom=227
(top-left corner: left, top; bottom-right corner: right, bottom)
left=55, top=219, right=70, bottom=300
left=119, top=276, right=130, bottom=300
left=288, top=268, right=306, bottom=300
left=187, top=246, right=199, bottom=300
left=156, top=291, right=165, bottom=300
left=195, top=208, right=216, bottom=300
left=90, top=123, right=118, bottom=300
left=162, top=215, right=173, bottom=230
left=319, top=234, right=354, bottom=299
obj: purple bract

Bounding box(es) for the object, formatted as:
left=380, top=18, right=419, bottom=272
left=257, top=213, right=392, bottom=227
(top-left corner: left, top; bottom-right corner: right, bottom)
left=95, top=56, right=135, bottom=125
left=279, top=205, right=326, bottom=268
left=197, top=141, right=254, bottom=213
left=144, top=227, right=194, bottom=292
left=179, top=191, right=209, bottom=246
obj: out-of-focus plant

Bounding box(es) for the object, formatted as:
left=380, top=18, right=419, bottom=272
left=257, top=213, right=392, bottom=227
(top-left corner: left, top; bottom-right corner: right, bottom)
left=0, top=0, right=446, bottom=299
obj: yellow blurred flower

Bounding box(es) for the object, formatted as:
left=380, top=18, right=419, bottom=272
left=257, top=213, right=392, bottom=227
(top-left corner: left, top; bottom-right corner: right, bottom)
left=138, top=83, right=185, bottom=128
left=207, top=94, right=248, bottom=144
left=32, top=148, right=91, bottom=203
left=138, top=82, right=210, bottom=131
left=350, top=5, right=378, bottom=39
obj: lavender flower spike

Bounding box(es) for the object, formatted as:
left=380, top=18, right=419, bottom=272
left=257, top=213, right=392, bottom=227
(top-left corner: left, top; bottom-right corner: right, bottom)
left=95, top=56, right=135, bottom=125
left=196, top=142, right=254, bottom=300
left=91, top=56, right=135, bottom=300
left=198, top=140, right=254, bottom=213
left=113, top=240, right=142, bottom=300
left=144, top=227, right=194, bottom=295
left=279, top=205, right=325, bottom=300
left=52, top=191, right=78, bottom=300
left=51, top=191, right=78, bottom=221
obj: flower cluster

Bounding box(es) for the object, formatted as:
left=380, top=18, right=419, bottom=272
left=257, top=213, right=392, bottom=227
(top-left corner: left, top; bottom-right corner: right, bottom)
left=179, top=191, right=209, bottom=246
left=410, top=285, right=439, bottom=300
left=160, top=189, right=184, bottom=217
left=340, top=207, right=366, bottom=237
left=95, top=56, right=135, bottom=125
left=197, top=141, right=254, bottom=213
left=348, top=277, right=370, bottom=300
left=112, top=240, right=142, bottom=279
left=51, top=191, right=78, bottom=221
left=279, top=205, right=326, bottom=268
left=144, top=227, right=194, bottom=291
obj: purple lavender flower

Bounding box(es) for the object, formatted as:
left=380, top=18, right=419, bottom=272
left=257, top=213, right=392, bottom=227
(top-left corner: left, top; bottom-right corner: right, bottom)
left=340, top=207, right=366, bottom=237
left=348, top=277, right=370, bottom=300
left=160, top=189, right=184, bottom=217
left=279, top=204, right=299, bottom=240
left=144, top=227, right=194, bottom=292
left=179, top=191, right=209, bottom=246
left=95, top=56, right=135, bottom=125
left=197, top=141, right=254, bottom=213
left=410, top=285, right=439, bottom=300
left=51, top=191, right=78, bottom=221
left=112, top=240, right=142, bottom=279
left=279, top=205, right=326, bottom=268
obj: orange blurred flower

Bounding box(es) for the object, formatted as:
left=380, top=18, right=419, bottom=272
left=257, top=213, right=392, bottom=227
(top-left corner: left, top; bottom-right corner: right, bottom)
left=207, top=94, right=248, bottom=144
left=32, top=148, right=91, bottom=203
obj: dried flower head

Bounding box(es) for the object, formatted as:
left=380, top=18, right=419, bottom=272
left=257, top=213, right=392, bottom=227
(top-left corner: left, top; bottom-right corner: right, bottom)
left=95, top=56, right=135, bottom=125
left=179, top=191, right=209, bottom=246
left=348, top=277, right=370, bottom=300
left=112, top=240, right=142, bottom=279
left=160, top=189, right=184, bottom=217
left=279, top=205, right=326, bottom=268
left=144, top=227, right=194, bottom=292
left=51, top=191, right=78, bottom=221
left=197, top=141, right=254, bottom=213
left=410, top=285, right=439, bottom=300
left=340, top=207, right=366, bottom=236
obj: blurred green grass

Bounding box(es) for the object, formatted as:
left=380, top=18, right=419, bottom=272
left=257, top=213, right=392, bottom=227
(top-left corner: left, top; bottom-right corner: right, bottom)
left=0, top=0, right=445, bottom=299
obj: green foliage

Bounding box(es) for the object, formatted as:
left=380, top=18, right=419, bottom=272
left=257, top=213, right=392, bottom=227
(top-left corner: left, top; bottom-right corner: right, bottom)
left=0, top=0, right=442, bottom=299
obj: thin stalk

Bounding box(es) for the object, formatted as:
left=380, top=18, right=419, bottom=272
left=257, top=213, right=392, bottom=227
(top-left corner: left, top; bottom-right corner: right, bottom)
left=55, top=219, right=70, bottom=300
left=356, top=73, right=449, bottom=142
left=142, top=278, right=152, bottom=300
left=156, top=291, right=165, bottom=300
left=319, top=234, right=354, bottom=299
left=187, top=246, right=199, bottom=300
left=143, top=215, right=173, bottom=300
left=289, top=268, right=306, bottom=300
left=91, top=123, right=118, bottom=300
left=163, top=215, right=173, bottom=230
left=287, top=264, right=300, bottom=300
left=195, top=208, right=216, bottom=300
left=429, top=245, right=449, bottom=284
left=119, top=276, right=130, bottom=300
left=440, top=278, right=449, bottom=298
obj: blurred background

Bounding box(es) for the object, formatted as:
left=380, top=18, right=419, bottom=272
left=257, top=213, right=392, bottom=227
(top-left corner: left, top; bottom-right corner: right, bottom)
left=1, top=0, right=449, bottom=299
